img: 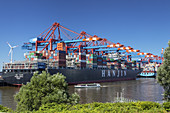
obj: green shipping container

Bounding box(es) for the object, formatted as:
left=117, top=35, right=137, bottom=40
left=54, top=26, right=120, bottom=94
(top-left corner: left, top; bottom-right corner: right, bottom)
left=30, top=53, right=34, bottom=55
left=110, top=59, right=114, bottom=61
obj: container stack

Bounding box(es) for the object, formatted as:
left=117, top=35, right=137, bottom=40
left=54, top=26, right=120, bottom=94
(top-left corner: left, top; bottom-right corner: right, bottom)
left=107, top=53, right=119, bottom=62
left=142, top=64, right=148, bottom=71
left=74, top=53, right=86, bottom=68
left=23, top=49, right=147, bottom=70
left=41, top=50, right=60, bottom=60
left=107, top=54, right=111, bottom=62
left=48, top=51, right=55, bottom=61
left=86, top=54, right=97, bottom=69
left=24, top=51, right=43, bottom=61
left=107, top=63, right=115, bottom=69
left=24, top=50, right=66, bottom=68
left=55, top=50, right=66, bottom=67
left=136, top=62, right=141, bottom=69
left=142, top=63, right=156, bottom=72
left=118, top=60, right=122, bottom=69
left=114, top=62, right=121, bottom=70
left=106, top=56, right=110, bottom=62
left=121, top=62, right=127, bottom=69
left=125, top=62, right=132, bottom=69
left=102, top=56, right=107, bottom=68
left=41, top=50, right=48, bottom=59
left=66, top=53, right=75, bottom=68
left=132, top=61, right=136, bottom=70
left=57, top=43, right=66, bottom=51
left=97, top=56, right=103, bottom=68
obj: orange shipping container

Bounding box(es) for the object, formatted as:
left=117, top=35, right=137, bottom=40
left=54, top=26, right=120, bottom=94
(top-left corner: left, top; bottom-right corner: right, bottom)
left=57, top=43, right=65, bottom=51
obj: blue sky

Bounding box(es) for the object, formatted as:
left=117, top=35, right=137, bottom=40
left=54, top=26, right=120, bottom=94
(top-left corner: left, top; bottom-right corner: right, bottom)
left=0, top=0, right=170, bottom=70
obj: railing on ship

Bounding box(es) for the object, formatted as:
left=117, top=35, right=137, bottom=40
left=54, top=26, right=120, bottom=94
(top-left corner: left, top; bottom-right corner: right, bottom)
left=3, top=59, right=47, bottom=70
left=3, top=60, right=140, bottom=70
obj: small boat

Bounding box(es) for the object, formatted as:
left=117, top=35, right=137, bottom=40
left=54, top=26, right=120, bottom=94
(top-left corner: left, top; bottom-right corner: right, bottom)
left=74, top=83, right=101, bottom=88
left=138, top=71, right=156, bottom=78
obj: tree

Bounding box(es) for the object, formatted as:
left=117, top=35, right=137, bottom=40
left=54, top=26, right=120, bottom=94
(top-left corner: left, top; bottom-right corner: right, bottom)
left=14, top=71, right=79, bottom=112
left=157, top=40, right=170, bottom=101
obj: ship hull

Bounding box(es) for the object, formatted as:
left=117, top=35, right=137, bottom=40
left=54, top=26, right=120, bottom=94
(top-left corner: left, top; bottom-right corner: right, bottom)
left=2, top=69, right=142, bottom=85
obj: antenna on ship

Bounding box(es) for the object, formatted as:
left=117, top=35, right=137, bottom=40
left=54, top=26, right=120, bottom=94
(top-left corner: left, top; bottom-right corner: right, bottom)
left=7, top=42, right=18, bottom=63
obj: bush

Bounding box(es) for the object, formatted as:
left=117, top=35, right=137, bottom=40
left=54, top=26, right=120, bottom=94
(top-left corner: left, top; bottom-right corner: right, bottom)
left=14, top=71, right=79, bottom=112
left=163, top=102, right=170, bottom=112
left=34, top=102, right=168, bottom=113
left=0, top=105, right=12, bottom=112
left=1, top=101, right=169, bottom=112
left=157, top=40, right=170, bottom=101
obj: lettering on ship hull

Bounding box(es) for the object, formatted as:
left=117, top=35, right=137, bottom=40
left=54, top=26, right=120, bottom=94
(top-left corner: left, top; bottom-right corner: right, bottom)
left=15, top=74, right=23, bottom=80
left=102, top=70, right=127, bottom=77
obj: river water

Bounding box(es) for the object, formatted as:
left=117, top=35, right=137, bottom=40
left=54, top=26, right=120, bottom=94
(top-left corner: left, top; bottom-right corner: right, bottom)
left=0, top=78, right=164, bottom=110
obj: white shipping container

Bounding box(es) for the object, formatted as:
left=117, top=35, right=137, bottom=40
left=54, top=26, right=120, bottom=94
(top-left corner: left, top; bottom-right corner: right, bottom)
left=34, top=58, right=38, bottom=60
left=79, top=60, right=86, bottom=63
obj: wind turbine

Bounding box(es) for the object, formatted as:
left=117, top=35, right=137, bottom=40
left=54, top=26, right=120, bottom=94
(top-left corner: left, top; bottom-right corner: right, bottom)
left=7, top=42, right=19, bottom=63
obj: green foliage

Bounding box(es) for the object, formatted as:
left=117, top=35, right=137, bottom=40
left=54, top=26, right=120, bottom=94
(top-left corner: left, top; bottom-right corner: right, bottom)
left=157, top=40, right=170, bottom=101
left=163, top=102, right=170, bottom=112
left=14, top=71, right=79, bottom=112
left=0, top=105, right=12, bottom=112
left=1, top=101, right=169, bottom=113
left=34, top=101, right=168, bottom=113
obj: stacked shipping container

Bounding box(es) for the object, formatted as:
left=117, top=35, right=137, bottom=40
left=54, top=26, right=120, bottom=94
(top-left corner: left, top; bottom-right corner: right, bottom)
left=66, top=52, right=86, bottom=68
left=102, top=56, right=107, bottom=68
left=97, top=56, right=103, bottom=68
left=24, top=51, right=43, bottom=61
left=23, top=49, right=139, bottom=70
left=75, top=53, right=86, bottom=68
left=66, top=53, right=75, bottom=68
left=86, top=54, right=97, bottom=69
left=24, top=50, right=66, bottom=68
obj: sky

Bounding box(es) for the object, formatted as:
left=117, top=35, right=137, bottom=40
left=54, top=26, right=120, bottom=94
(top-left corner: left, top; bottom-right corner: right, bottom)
left=0, top=0, right=170, bottom=71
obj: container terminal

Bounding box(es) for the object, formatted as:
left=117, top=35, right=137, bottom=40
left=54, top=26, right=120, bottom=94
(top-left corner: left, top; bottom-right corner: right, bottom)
left=1, top=22, right=163, bottom=86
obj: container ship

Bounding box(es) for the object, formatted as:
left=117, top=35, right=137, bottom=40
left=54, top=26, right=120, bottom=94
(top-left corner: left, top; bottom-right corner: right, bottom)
left=2, top=51, right=142, bottom=85
left=2, top=22, right=160, bottom=86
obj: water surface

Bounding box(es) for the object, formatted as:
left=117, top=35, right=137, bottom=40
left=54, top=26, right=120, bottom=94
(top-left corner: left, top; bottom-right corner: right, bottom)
left=0, top=78, right=164, bottom=110
left=68, top=78, right=164, bottom=103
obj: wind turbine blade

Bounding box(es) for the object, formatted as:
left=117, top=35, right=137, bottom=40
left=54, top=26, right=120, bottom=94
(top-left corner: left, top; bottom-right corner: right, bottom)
left=7, top=42, right=12, bottom=48
left=8, top=49, right=12, bottom=56
left=13, top=45, right=19, bottom=48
